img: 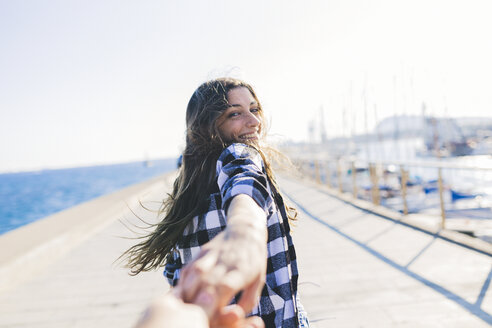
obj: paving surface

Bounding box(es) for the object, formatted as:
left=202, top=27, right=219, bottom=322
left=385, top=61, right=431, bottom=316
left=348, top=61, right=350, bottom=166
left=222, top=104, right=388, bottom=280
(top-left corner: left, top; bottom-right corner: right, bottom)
left=1, top=174, right=491, bottom=327
left=283, top=177, right=492, bottom=327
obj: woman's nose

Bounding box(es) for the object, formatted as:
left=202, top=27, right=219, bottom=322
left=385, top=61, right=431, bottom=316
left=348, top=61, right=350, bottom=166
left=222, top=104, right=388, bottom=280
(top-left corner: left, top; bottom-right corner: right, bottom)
left=246, top=112, right=261, bottom=127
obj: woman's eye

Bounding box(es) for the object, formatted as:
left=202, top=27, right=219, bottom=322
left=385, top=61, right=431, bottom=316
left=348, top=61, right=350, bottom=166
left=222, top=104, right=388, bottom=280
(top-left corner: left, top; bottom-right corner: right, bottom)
left=228, top=112, right=240, bottom=118
left=250, top=108, right=260, bottom=113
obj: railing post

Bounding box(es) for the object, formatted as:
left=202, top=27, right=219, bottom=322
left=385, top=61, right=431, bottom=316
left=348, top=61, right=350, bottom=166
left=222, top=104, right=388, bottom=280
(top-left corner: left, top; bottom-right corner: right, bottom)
left=337, top=159, right=343, bottom=193
left=314, top=160, right=321, bottom=184
left=400, top=165, right=408, bottom=216
left=325, top=161, right=333, bottom=188
left=352, top=161, right=357, bottom=198
left=370, top=163, right=380, bottom=205
left=301, top=160, right=308, bottom=178
left=438, top=167, right=446, bottom=228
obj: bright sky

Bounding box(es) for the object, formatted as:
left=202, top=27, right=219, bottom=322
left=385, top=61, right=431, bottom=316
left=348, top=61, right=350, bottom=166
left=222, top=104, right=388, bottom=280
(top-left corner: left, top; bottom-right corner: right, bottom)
left=1, top=0, right=491, bottom=172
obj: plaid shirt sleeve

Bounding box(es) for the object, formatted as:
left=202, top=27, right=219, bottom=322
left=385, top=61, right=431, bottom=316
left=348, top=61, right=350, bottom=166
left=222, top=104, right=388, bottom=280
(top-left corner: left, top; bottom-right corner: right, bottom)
left=216, top=143, right=273, bottom=214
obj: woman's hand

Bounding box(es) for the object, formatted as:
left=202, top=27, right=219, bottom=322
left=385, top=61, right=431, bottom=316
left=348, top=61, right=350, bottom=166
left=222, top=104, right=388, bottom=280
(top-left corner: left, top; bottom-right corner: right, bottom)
left=175, top=194, right=268, bottom=326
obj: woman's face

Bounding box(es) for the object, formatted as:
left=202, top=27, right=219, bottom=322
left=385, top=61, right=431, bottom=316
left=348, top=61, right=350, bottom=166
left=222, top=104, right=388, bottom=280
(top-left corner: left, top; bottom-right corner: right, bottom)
left=216, top=87, right=262, bottom=144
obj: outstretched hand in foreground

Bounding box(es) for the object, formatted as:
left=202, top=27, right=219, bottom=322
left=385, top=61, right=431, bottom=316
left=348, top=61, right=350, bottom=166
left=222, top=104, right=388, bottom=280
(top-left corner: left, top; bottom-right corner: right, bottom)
left=135, top=291, right=264, bottom=328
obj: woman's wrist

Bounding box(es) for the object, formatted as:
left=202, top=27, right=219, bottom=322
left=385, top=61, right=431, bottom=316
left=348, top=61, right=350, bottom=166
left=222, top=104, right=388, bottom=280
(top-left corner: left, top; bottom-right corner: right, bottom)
left=226, top=195, right=268, bottom=243
left=223, top=225, right=267, bottom=254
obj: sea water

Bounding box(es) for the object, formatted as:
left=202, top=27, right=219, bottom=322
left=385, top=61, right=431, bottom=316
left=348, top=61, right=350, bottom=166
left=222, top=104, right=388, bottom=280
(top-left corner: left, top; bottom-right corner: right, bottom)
left=0, top=159, right=177, bottom=235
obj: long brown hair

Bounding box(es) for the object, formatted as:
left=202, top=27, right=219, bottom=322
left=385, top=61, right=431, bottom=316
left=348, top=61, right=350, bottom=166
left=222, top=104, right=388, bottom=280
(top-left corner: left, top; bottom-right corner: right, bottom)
left=121, top=77, right=296, bottom=275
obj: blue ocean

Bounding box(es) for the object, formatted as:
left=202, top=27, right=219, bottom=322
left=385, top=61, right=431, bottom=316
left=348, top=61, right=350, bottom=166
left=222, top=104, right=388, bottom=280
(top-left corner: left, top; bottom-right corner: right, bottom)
left=0, top=159, right=177, bottom=235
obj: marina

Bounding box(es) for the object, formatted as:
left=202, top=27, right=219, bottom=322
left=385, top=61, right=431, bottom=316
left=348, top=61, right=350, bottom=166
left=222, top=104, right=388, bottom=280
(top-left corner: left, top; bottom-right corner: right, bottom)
left=284, top=114, right=492, bottom=243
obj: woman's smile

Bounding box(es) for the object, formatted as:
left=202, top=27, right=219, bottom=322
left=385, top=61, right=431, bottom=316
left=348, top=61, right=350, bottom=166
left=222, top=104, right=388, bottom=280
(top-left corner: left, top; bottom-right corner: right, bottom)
left=238, top=132, right=259, bottom=141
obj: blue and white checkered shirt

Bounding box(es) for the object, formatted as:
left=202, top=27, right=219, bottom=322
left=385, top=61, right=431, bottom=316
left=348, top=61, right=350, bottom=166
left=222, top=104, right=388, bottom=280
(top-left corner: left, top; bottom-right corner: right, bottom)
left=165, top=143, right=300, bottom=327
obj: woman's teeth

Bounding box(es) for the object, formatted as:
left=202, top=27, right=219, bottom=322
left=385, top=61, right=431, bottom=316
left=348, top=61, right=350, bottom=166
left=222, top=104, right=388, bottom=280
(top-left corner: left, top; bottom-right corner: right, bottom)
left=240, top=133, right=257, bottom=139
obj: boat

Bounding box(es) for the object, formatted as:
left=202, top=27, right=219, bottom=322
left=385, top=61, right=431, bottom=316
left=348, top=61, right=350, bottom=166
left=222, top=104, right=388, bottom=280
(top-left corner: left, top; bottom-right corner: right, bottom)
left=422, top=117, right=474, bottom=157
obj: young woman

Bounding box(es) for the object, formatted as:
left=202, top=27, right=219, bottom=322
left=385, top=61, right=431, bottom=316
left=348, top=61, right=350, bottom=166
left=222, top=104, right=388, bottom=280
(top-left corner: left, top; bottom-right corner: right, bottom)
left=122, top=78, right=309, bottom=328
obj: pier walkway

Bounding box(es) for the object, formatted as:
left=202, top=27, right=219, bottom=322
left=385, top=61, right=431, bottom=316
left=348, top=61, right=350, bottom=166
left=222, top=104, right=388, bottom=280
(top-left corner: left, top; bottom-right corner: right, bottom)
left=1, top=173, right=491, bottom=327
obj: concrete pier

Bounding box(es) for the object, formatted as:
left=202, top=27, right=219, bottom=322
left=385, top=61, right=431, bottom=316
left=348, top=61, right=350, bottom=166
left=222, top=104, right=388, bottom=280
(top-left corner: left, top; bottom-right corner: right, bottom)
left=284, top=176, right=492, bottom=327
left=1, top=173, right=491, bottom=327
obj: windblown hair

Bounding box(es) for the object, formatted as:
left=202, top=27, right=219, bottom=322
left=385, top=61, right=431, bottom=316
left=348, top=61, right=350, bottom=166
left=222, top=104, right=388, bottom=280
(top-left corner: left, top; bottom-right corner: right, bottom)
left=121, top=77, right=297, bottom=275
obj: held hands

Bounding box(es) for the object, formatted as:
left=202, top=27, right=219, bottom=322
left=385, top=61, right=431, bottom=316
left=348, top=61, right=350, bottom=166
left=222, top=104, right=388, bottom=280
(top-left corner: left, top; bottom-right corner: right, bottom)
left=175, top=228, right=267, bottom=323
left=176, top=194, right=268, bottom=327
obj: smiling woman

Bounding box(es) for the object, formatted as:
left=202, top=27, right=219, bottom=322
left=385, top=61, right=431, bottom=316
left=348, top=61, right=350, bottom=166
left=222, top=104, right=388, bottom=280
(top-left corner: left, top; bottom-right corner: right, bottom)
left=120, top=78, right=309, bottom=327
left=216, top=87, right=262, bottom=143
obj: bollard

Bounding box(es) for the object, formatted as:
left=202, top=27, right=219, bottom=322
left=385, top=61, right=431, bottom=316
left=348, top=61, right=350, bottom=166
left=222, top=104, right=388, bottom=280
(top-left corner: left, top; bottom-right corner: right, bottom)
left=438, top=167, right=446, bottom=229
left=400, top=166, right=408, bottom=216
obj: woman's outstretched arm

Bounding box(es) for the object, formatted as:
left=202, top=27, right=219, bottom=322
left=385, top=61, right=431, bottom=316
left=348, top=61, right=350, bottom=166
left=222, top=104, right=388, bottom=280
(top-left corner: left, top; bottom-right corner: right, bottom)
left=175, top=194, right=268, bottom=325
